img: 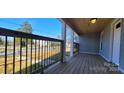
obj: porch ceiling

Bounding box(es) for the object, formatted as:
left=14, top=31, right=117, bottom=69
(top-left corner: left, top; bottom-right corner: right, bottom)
left=62, top=18, right=114, bottom=35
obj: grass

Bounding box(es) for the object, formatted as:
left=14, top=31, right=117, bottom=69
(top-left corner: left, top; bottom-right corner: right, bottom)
left=0, top=45, right=61, bottom=74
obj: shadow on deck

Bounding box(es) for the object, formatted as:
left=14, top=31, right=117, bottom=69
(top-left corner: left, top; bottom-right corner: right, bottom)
left=44, top=53, right=122, bottom=74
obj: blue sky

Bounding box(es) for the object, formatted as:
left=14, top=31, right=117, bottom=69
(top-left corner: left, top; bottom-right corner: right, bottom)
left=0, top=18, right=62, bottom=39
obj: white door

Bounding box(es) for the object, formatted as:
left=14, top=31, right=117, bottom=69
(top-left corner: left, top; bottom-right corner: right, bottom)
left=112, top=21, right=121, bottom=66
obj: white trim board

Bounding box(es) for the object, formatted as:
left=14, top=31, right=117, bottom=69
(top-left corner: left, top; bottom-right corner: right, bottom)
left=99, top=53, right=111, bottom=62
left=79, top=52, right=99, bottom=55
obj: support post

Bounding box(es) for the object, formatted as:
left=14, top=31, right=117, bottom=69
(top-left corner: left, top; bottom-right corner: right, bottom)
left=70, top=30, right=74, bottom=57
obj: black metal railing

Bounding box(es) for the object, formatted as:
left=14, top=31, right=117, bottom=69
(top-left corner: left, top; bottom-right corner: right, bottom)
left=0, top=27, right=63, bottom=74
left=73, top=42, right=79, bottom=55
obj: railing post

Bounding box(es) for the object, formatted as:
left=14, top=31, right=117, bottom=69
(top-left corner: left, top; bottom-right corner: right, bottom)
left=61, top=22, right=66, bottom=62
left=77, top=43, right=79, bottom=54
left=61, top=41, right=64, bottom=62
left=5, top=36, right=7, bottom=74
left=41, top=40, right=44, bottom=74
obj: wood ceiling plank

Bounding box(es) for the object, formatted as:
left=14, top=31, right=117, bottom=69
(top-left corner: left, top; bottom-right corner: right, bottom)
left=62, top=18, right=114, bottom=35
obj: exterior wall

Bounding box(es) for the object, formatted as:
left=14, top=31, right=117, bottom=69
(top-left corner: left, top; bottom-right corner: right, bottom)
left=79, top=33, right=100, bottom=54
left=99, top=18, right=124, bottom=73
left=99, top=23, right=112, bottom=62
left=99, top=19, right=122, bottom=63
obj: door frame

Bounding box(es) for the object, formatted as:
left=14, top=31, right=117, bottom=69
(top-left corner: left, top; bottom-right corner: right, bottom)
left=110, top=19, right=122, bottom=65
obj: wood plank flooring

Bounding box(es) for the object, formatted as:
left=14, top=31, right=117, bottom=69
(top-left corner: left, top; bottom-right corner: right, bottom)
left=44, top=53, right=122, bottom=74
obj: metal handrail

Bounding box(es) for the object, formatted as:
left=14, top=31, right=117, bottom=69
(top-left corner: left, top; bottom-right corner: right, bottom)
left=0, top=27, right=63, bottom=74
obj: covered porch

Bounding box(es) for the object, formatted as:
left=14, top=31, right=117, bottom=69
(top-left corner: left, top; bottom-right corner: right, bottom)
left=56, top=18, right=124, bottom=74
left=0, top=18, right=124, bottom=74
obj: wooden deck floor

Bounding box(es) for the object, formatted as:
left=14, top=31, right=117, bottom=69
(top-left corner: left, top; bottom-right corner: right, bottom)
left=44, top=53, right=122, bottom=74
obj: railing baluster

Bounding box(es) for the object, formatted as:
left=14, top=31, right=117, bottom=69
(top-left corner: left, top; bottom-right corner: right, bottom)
left=35, top=39, right=37, bottom=70
left=73, top=42, right=79, bottom=55
left=39, top=40, right=41, bottom=68
left=5, top=36, right=7, bottom=74
left=26, top=38, right=28, bottom=74
left=49, top=41, right=51, bottom=64
left=45, top=40, right=47, bottom=66
left=51, top=41, right=53, bottom=64
left=40, top=40, right=42, bottom=67
left=48, top=41, right=50, bottom=65
left=60, top=42, right=61, bottom=60
left=41, top=40, right=44, bottom=73
left=49, top=41, right=51, bottom=65
left=57, top=42, right=59, bottom=61
left=58, top=42, right=60, bottom=60
left=0, top=28, right=63, bottom=74
left=61, top=41, right=63, bottom=63
left=44, top=40, right=47, bottom=67
left=54, top=42, right=56, bottom=62
left=77, top=43, right=79, bottom=54
left=46, top=41, right=48, bottom=66
left=13, top=37, right=15, bottom=74
left=57, top=42, right=58, bottom=61
left=38, top=40, right=40, bottom=69
left=55, top=42, right=57, bottom=62
left=53, top=41, right=55, bottom=62
left=45, top=40, right=47, bottom=67
left=47, top=41, right=50, bottom=65
left=47, top=41, right=49, bottom=65
left=41, top=40, right=43, bottom=67
left=52, top=42, right=54, bottom=63
left=55, top=42, right=56, bottom=62
left=54, top=42, right=55, bottom=62
left=59, top=42, right=60, bottom=60
left=48, top=41, right=49, bottom=65
left=20, top=38, right=22, bottom=74
left=43, top=40, right=46, bottom=68
left=58, top=42, right=59, bottom=61
left=30, top=39, right=32, bottom=73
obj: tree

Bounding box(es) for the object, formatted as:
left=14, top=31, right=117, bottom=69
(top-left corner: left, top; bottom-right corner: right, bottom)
left=0, top=37, right=3, bottom=45
left=16, top=21, right=33, bottom=46
left=17, top=21, right=32, bottom=34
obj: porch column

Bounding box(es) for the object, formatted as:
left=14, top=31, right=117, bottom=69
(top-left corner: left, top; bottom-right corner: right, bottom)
left=61, top=22, right=66, bottom=62
left=70, top=30, right=74, bottom=57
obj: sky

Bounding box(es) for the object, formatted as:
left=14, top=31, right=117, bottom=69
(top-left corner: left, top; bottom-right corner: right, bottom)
left=0, top=18, right=62, bottom=39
